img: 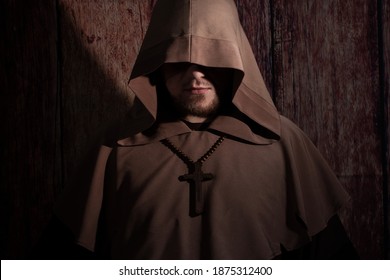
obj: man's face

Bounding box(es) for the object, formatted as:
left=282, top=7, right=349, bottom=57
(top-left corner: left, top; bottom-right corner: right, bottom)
left=161, top=63, right=231, bottom=122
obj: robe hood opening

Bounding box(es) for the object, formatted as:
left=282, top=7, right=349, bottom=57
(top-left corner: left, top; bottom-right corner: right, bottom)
left=128, top=0, right=281, bottom=138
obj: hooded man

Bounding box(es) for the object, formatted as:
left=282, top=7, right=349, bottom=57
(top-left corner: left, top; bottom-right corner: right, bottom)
left=38, top=0, right=358, bottom=259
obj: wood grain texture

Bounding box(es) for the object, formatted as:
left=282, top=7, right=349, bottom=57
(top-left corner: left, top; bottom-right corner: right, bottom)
left=58, top=0, right=155, bottom=186
left=0, top=1, right=59, bottom=258
left=236, top=0, right=273, bottom=93
left=380, top=0, right=390, bottom=259
left=272, top=0, right=383, bottom=258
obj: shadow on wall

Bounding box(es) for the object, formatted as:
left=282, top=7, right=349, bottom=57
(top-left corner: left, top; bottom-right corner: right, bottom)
left=2, top=1, right=153, bottom=258
left=58, top=3, right=137, bottom=187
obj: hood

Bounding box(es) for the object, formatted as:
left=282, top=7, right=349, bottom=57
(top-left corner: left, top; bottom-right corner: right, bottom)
left=128, top=0, right=281, bottom=137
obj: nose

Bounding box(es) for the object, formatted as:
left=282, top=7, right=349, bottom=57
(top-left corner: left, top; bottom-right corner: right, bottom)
left=187, top=64, right=205, bottom=80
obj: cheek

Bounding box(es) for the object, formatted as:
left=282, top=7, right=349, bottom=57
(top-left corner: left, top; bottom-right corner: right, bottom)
left=165, top=75, right=182, bottom=98
left=207, top=71, right=233, bottom=94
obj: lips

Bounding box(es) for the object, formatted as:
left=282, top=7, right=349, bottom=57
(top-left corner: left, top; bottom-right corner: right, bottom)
left=184, top=87, right=210, bottom=94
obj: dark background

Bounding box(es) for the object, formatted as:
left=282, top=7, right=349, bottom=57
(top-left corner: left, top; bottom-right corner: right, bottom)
left=1, top=0, right=389, bottom=259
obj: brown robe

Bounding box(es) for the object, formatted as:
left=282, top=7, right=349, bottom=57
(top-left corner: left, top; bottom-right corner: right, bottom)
left=53, top=0, right=355, bottom=259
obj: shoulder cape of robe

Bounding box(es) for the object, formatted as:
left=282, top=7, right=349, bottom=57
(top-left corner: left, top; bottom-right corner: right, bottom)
left=54, top=116, right=354, bottom=259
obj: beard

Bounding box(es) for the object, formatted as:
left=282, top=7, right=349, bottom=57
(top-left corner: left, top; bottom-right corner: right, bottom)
left=171, top=94, right=220, bottom=119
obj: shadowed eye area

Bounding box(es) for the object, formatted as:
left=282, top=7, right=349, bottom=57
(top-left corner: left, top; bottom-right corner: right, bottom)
left=162, top=62, right=192, bottom=80
left=162, top=62, right=233, bottom=85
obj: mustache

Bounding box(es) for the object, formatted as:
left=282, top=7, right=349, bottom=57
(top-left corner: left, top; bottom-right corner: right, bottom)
left=183, top=78, right=213, bottom=89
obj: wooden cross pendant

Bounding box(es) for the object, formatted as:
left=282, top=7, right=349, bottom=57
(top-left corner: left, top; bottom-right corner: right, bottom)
left=179, top=161, right=214, bottom=216
left=160, top=136, right=224, bottom=217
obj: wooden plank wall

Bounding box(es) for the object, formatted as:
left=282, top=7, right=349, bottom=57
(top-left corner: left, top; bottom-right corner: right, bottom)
left=57, top=0, right=155, bottom=188
left=240, top=1, right=386, bottom=259
left=380, top=0, right=390, bottom=259
left=270, top=0, right=384, bottom=259
left=2, top=0, right=388, bottom=259
left=1, top=1, right=60, bottom=259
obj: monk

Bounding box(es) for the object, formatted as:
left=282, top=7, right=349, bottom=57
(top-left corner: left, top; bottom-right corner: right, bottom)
left=35, top=0, right=358, bottom=259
